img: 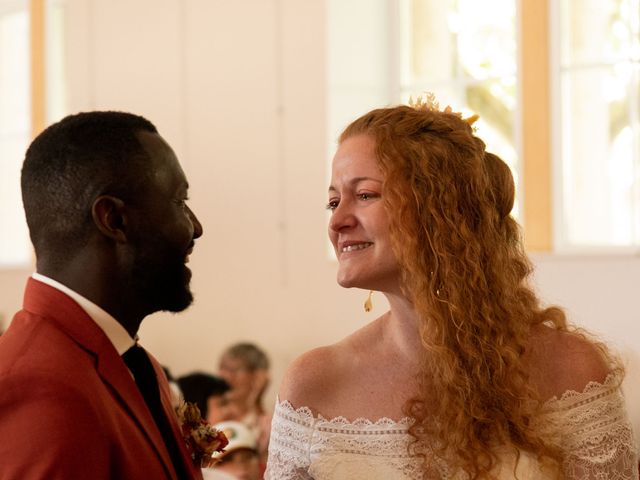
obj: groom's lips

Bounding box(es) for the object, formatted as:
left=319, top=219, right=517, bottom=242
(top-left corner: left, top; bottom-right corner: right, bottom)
left=184, top=244, right=194, bottom=264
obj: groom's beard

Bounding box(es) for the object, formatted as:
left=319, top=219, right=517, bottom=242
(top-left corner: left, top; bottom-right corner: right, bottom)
left=128, top=235, right=194, bottom=314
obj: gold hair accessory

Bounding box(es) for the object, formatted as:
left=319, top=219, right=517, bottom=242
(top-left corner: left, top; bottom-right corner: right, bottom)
left=409, top=92, right=479, bottom=127
left=364, top=290, right=373, bottom=312
left=408, top=92, right=440, bottom=111
left=462, top=113, right=480, bottom=126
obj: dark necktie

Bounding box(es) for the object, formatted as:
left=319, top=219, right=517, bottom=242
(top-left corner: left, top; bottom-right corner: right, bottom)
left=122, top=344, right=189, bottom=479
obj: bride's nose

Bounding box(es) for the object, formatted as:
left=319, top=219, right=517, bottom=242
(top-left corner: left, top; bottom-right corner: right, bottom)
left=329, top=200, right=357, bottom=232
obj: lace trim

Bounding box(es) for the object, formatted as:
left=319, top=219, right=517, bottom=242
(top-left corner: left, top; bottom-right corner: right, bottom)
left=277, top=399, right=415, bottom=429
left=274, top=371, right=622, bottom=427
left=265, top=399, right=423, bottom=479
left=266, top=377, right=638, bottom=480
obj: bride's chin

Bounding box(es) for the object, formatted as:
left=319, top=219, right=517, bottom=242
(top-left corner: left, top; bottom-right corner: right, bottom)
left=336, top=273, right=369, bottom=290
left=336, top=275, right=357, bottom=289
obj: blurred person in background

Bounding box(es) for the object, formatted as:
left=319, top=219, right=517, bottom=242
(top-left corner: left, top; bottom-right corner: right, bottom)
left=219, top=343, right=271, bottom=468
left=203, top=421, right=260, bottom=480
left=177, top=372, right=235, bottom=425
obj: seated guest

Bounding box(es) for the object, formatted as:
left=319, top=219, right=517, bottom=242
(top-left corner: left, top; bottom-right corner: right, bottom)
left=219, top=342, right=272, bottom=466
left=0, top=111, right=204, bottom=479
left=203, top=421, right=260, bottom=480
left=177, top=372, right=234, bottom=424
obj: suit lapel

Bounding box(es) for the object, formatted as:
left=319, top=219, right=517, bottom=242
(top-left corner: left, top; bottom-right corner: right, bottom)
left=22, top=278, right=178, bottom=479
left=96, top=346, right=178, bottom=478
left=150, top=354, right=204, bottom=480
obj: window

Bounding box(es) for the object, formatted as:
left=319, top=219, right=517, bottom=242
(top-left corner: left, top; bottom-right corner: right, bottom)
left=0, top=0, right=31, bottom=267
left=329, top=0, right=639, bottom=252
left=327, top=0, right=392, bottom=165
left=554, top=0, right=640, bottom=250
left=398, top=0, right=519, bottom=215
left=328, top=0, right=521, bottom=215
left=0, top=0, right=65, bottom=268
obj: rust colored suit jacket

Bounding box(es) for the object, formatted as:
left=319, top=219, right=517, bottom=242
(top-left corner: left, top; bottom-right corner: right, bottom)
left=0, top=278, right=203, bottom=480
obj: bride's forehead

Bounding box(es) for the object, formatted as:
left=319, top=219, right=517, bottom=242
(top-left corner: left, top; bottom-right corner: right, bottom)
left=335, top=134, right=376, bottom=157
left=332, top=137, right=381, bottom=178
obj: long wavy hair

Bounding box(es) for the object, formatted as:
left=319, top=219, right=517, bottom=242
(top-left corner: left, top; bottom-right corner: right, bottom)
left=340, top=103, right=584, bottom=478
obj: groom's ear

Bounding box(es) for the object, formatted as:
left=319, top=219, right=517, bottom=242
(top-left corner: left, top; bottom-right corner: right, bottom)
left=92, top=195, right=128, bottom=243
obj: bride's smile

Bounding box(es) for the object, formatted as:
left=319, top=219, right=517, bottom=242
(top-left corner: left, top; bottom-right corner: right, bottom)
left=328, top=134, right=401, bottom=292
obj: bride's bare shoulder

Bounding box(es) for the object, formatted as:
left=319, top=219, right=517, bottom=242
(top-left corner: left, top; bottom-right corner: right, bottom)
left=277, top=343, right=345, bottom=410
left=527, top=324, right=613, bottom=400
left=278, top=326, right=373, bottom=410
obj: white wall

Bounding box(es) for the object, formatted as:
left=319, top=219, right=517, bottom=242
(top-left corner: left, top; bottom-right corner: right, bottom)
left=532, top=254, right=640, bottom=441
left=56, top=0, right=365, bottom=409
left=0, top=0, right=638, bottom=443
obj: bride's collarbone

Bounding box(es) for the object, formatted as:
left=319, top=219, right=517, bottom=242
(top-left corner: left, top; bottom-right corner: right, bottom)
left=314, top=388, right=412, bottom=424
left=316, top=368, right=417, bottom=422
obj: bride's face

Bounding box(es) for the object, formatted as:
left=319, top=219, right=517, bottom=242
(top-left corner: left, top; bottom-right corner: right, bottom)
left=327, top=134, right=401, bottom=293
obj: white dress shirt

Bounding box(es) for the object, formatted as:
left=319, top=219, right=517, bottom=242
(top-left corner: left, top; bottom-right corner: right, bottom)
left=31, top=272, right=136, bottom=355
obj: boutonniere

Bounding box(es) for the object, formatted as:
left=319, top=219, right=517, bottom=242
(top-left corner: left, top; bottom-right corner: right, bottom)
left=176, top=401, right=228, bottom=467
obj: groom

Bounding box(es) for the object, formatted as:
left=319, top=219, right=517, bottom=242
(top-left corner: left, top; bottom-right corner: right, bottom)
left=0, top=112, right=204, bottom=479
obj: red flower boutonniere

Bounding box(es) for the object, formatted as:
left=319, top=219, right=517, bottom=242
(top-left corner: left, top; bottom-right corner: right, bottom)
left=176, top=401, right=228, bottom=467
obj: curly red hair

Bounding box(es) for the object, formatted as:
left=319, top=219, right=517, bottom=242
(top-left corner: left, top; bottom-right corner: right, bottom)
left=339, top=104, right=583, bottom=478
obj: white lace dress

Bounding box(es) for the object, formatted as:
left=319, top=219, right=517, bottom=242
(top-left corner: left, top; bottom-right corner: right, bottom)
left=265, top=375, right=638, bottom=479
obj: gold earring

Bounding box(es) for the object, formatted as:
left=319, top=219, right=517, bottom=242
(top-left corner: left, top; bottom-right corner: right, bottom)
left=364, top=290, right=373, bottom=312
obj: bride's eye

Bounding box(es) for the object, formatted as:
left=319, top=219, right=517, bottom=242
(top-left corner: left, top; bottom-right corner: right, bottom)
left=357, top=192, right=379, bottom=201
left=326, top=199, right=339, bottom=211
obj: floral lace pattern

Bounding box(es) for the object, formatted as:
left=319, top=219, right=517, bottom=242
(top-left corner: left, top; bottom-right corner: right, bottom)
left=265, top=375, right=638, bottom=479
left=535, top=374, right=639, bottom=479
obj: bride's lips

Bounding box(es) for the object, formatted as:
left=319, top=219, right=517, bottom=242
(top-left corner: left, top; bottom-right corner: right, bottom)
left=338, top=241, right=373, bottom=255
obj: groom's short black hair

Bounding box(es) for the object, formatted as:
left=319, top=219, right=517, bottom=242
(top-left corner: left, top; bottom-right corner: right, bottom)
left=21, top=111, right=158, bottom=260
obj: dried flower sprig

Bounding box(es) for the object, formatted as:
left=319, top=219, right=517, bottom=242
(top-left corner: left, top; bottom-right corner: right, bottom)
left=409, top=92, right=480, bottom=127
left=176, top=401, right=228, bottom=467
left=409, top=92, right=440, bottom=111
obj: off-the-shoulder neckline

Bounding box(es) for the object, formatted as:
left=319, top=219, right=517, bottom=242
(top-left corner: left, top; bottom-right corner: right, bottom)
left=275, top=400, right=414, bottom=426
left=275, top=372, right=621, bottom=426
left=542, top=371, right=620, bottom=404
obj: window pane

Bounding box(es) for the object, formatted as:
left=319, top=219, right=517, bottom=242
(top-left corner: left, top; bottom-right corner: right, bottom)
left=557, top=0, right=640, bottom=248
left=328, top=0, right=519, bottom=218
left=399, top=0, right=519, bottom=216
left=45, top=0, right=67, bottom=124
left=403, top=0, right=516, bottom=85
left=561, top=67, right=639, bottom=246
left=327, top=0, right=391, bottom=153
left=0, top=4, right=31, bottom=267
left=561, top=0, right=639, bottom=66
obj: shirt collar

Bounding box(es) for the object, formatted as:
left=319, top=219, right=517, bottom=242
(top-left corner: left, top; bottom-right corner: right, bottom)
left=31, top=272, right=136, bottom=355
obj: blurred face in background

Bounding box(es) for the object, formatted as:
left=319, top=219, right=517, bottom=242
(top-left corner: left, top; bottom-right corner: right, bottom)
left=206, top=393, right=237, bottom=425
left=219, top=355, right=259, bottom=406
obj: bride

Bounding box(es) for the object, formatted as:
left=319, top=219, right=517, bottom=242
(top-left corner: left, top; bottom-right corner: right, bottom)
left=265, top=97, right=638, bottom=479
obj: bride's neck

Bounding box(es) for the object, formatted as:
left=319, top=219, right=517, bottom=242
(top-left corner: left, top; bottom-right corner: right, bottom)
left=380, top=294, right=423, bottom=362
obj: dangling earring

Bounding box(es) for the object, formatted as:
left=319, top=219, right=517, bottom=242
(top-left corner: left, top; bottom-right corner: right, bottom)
left=364, top=290, right=373, bottom=312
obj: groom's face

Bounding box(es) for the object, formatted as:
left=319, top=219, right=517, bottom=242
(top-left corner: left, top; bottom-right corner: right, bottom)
left=125, top=131, right=203, bottom=314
